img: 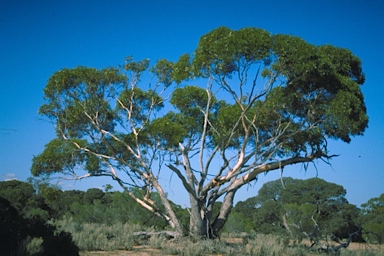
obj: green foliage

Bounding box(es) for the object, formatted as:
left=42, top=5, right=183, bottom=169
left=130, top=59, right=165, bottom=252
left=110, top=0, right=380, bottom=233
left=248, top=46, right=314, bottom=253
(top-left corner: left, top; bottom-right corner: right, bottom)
left=0, top=180, right=54, bottom=220
left=0, top=196, right=79, bottom=256
left=144, top=112, right=187, bottom=148
left=147, top=234, right=167, bottom=249
left=41, top=67, right=125, bottom=134
left=35, top=26, right=368, bottom=173
left=25, top=237, right=44, bottom=256
left=62, top=190, right=167, bottom=228
left=116, top=87, right=164, bottom=123
left=242, top=234, right=299, bottom=256
left=234, top=177, right=360, bottom=240
left=83, top=188, right=105, bottom=204
left=193, top=26, right=272, bottom=77
left=360, top=193, right=384, bottom=244
left=0, top=180, right=35, bottom=213
left=223, top=210, right=254, bottom=233
left=272, top=34, right=367, bottom=143
left=151, top=59, right=174, bottom=86
left=339, top=250, right=383, bottom=256
left=173, top=53, right=192, bottom=83
left=32, top=26, right=368, bottom=238
left=171, top=85, right=212, bottom=111
left=54, top=216, right=139, bottom=251
left=124, top=56, right=149, bottom=78
left=361, top=193, right=384, bottom=215
left=0, top=180, right=182, bottom=230
left=162, top=238, right=233, bottom=256
left=280, top=177, right=347, bottom=206
left=31, top=138, right=85, bottom=176
left=3, top=179, right=384, bottom=255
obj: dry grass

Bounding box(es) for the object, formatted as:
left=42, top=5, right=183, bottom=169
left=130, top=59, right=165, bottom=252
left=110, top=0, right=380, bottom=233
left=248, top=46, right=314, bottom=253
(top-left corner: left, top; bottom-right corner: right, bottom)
left=54, top=219, right=383, bottom=255
left=80, top=239, right=384, bottom=256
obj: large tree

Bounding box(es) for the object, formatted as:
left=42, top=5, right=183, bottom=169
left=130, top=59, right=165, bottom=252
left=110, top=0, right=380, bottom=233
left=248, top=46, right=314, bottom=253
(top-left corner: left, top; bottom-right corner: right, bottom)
left=32, top=27, right=368, bottom=238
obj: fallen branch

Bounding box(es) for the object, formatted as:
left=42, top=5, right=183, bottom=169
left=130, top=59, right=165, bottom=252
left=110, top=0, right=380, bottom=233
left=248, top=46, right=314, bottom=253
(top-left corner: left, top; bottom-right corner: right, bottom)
left=132, top=231, right=180, bottom=240
left=289, top=214, right=360, bottom=254
left=316, top=230, right=360, bottom=254
left=332, top=230, right=360, bottom=252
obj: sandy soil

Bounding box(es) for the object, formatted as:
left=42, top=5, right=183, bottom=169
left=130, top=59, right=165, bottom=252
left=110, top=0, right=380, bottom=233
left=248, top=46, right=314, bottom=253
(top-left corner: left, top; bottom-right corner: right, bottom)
left=80, top=246, right=164, bottom=256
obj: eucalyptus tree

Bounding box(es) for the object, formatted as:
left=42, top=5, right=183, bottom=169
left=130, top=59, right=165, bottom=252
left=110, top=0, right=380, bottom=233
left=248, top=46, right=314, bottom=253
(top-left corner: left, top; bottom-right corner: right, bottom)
left=32, top=27, right=368, bottom=238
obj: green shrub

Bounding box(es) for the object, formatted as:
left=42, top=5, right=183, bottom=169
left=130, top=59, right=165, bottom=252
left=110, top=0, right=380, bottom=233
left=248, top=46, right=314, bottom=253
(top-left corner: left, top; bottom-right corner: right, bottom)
left=148, top=234, right=167, bottom=249
left=161, top=237, right=245, bottom=256
left=1, top=197, right=79, bottom=256
left=339, top=249, right=384, bottom=256
left=54, top=216, right=149, bottom=251
left=243, top=234, right=288, bottom=255
left=26, top=237, right=44, bottom=255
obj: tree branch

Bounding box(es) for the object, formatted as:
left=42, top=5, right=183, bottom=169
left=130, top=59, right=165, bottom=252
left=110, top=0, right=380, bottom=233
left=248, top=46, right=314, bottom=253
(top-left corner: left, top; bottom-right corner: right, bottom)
left=166, top=163, right=197, bottom=198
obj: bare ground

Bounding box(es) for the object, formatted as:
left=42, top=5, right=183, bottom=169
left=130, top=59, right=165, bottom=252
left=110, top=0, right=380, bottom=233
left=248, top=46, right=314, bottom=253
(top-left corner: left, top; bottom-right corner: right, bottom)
left=80, top=245, right=164, bottom=256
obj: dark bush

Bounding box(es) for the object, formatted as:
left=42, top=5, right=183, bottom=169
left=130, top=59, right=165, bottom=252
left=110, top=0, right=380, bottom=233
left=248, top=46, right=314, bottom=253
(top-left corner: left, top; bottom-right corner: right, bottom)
left=0, top=196, right=28, bottom=255
left=0, top=196, right=79, bottom=256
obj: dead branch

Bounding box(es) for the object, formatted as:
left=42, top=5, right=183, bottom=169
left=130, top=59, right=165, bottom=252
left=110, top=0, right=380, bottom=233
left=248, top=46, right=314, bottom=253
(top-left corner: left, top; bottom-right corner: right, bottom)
left=132, top=231, right=180, bottom=240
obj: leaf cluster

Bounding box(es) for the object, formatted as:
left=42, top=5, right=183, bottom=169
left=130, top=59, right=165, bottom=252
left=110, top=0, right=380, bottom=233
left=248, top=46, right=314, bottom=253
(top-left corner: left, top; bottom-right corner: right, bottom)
left=193, top=26, right=272, bottom=77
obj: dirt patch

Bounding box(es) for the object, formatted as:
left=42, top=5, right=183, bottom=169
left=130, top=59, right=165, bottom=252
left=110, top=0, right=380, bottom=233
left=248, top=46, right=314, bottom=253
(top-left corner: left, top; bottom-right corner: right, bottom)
left=298, top=240, right=383, bottom=251
left=348, top=242, right=382, bottom=251
left=80, top=246, right=164, bottom=256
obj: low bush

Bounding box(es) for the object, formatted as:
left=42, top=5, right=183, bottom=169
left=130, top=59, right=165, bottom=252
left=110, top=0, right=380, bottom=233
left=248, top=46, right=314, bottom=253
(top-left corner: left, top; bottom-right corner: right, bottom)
left=162, top=238, right=233, bottom=256
left=0, top=197, right=79, bottom=256
left=54, top=216, right=149, bottom=251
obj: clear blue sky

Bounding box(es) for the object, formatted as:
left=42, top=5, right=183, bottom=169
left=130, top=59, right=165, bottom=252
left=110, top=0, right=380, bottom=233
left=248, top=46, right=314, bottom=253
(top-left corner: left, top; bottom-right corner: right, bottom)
left=1, top=0, right=383, bottom=207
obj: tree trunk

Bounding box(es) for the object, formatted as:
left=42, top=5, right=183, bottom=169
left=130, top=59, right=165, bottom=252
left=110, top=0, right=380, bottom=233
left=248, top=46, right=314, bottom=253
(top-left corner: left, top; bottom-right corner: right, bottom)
left=211, top=189, right=236, bottom=238
left=189, top=195, right=205, bottom=238
left=188, top=185, right=238, bottom=239
left=187, top=187, right=219, bottom=239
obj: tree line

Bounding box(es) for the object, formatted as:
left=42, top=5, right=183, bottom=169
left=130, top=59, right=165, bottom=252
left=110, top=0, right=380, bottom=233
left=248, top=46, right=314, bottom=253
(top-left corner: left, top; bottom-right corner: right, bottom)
left=1, top=178, right=383, bottom=253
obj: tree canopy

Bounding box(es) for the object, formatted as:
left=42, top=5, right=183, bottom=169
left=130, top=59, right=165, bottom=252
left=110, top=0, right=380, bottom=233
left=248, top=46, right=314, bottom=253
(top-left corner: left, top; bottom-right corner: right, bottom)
left=32, top=26, right=368, bottom=238
left=241, top=177, right=360, bottom=239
